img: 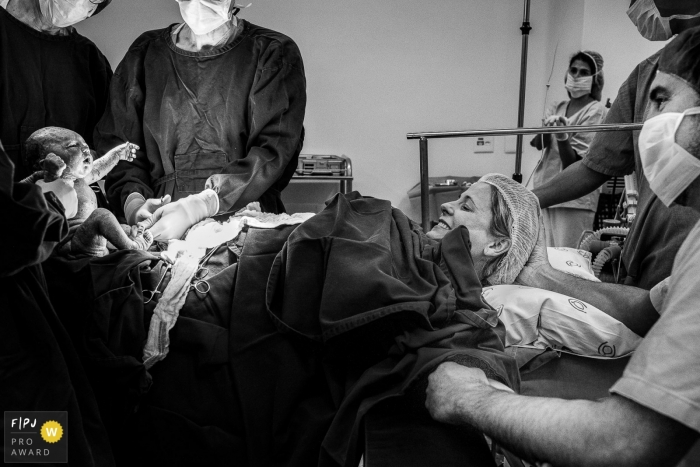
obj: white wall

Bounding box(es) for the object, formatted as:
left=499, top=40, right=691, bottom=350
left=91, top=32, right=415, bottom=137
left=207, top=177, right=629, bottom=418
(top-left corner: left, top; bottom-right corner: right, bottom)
left=75, top=0, right=665, bottom=215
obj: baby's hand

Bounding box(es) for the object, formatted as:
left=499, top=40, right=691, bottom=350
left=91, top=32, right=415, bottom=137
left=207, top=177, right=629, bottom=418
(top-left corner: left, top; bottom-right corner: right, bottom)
left=110, top=142, right=139, bottom=162
left=40, top=154, right=67, bottom=181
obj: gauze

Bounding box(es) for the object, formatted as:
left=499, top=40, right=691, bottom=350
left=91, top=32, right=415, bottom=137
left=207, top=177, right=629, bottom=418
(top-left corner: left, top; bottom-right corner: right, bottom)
left=178, top=0, right=232, bottom=35
left=143, top=254, right=199, bottom=369
left=639, top=107, right=700, bottom=207
left=39, top=0, right=96, bottom=28
left=627, top=0, right=700, bottom=41
left=565, top=74, right=593, bottom=98
left=478, top=174, right=541, bottom=285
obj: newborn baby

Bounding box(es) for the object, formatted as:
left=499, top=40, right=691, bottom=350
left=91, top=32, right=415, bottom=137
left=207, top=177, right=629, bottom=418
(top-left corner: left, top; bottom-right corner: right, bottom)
left=21, top=127, right=152, bottom=256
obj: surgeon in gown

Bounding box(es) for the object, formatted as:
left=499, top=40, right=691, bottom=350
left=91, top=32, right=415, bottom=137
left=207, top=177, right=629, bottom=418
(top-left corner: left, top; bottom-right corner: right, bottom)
left=97, top=0, right=307, bottom=234
left=0, top=0, right=113, bottom=182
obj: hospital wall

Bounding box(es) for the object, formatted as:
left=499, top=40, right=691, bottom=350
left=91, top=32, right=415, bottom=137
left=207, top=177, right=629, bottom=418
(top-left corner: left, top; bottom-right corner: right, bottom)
left=77, top=0, right=664, bottom=217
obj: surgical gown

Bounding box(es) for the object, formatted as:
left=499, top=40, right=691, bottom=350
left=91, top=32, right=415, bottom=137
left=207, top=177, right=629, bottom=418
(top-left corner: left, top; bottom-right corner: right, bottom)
left=98, top=20, right=306, bottom=215
left=0, top=6, right=112, bottom=181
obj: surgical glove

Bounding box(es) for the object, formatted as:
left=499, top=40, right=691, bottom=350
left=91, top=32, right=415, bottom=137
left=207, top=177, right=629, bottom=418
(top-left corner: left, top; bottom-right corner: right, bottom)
left=544, top=115, right=570, bottom=141
left=139, top=189, right=220, bottom=241
left=124, top=193, right=172, bottom=225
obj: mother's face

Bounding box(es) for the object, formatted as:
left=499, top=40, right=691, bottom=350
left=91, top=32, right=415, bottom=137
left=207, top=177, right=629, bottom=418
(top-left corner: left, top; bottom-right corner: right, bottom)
left=426, top=182, right=506, bottom=262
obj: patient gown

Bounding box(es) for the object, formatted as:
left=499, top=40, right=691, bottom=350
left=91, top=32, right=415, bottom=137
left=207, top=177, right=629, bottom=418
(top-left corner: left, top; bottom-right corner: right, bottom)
left=0, top=144, right=114, bottom=466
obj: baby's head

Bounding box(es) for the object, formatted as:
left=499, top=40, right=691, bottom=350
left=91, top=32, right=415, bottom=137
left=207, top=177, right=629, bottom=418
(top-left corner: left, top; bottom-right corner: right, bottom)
left=426, top=173, right=540, bottom=285
left=25, top=127, right=93, bottom=179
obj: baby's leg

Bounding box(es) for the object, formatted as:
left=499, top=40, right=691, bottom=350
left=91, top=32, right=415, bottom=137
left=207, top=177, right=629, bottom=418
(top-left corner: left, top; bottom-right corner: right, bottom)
left=72, top=208, right=152, bottom=256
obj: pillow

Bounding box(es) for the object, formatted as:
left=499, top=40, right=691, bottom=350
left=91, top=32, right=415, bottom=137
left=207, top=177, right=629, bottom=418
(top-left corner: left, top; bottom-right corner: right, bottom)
left=547, top=247, right=600, bottom=282
left=482, top=284, right=641, bottom=358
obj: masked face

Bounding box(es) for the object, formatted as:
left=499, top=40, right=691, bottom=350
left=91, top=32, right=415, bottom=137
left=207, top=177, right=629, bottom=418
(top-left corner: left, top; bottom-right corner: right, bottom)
left=628, top=0, right=700, bottom=41
left=565, top=59, right=594, bottom=99
left=39, top=0, right=99, bottom=28
left=177, top=0, right=232, bottom=35
left=639, top=72, right=700, bottom=206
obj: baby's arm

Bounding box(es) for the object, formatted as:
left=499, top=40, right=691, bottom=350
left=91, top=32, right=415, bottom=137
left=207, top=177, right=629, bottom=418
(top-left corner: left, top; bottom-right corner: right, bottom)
left=85, top=142, right=138, bottom=185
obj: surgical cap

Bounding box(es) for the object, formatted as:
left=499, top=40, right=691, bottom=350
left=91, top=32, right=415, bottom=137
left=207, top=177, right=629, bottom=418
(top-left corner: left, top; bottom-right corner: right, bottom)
left=659, top=25, right=700, bottom=95
left=478, top=174, right=540, bottom=286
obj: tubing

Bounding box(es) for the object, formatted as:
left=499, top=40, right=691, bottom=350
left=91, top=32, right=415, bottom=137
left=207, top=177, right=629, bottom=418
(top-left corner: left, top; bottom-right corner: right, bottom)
left=592, top=244, right=622, bottom=279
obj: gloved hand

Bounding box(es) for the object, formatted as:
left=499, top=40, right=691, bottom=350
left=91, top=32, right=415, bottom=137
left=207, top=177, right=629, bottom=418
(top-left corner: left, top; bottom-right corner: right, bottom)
left=124, top=193, right=172, bottom=225
left=544, top=115, right=571, bottom=141
left=138, top=189, right=220, bottom=241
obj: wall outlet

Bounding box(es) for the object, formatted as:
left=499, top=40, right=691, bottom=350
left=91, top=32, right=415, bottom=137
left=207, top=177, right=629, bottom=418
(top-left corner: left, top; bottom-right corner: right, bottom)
left=473, top=136, right=494, bottom=153
left=504, top=135, right=518, bottom=154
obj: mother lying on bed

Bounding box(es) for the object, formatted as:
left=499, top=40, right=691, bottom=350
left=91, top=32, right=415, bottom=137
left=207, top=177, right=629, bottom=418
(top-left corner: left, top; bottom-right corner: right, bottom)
left=423, top=173, right=660, bottom=356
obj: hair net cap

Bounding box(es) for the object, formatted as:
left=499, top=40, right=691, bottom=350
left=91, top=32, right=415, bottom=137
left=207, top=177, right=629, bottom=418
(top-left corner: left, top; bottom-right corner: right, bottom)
left=478, top=173, right=541, bottom=285
left=659, top=25, right=700, bottom=95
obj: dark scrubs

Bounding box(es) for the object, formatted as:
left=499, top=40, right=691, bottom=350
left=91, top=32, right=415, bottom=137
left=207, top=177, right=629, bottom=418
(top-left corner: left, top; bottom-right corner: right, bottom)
left=98, top=20, right=307, bottom=215
left=0, top=143, right=114, bottom=466
left=0, top=6, right=112, bottom=181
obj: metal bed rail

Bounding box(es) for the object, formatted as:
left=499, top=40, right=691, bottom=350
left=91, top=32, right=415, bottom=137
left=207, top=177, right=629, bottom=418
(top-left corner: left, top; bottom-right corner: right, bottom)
left=407, top=122, right=643, bottom=232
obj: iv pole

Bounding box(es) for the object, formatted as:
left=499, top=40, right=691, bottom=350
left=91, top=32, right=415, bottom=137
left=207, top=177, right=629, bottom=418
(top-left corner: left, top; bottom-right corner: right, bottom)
left=514, top=0, right=532, bottom=183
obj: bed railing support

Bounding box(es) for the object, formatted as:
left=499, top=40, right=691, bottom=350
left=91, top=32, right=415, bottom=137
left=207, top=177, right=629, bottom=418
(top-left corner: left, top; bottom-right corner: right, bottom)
left=407, top=122, right=643, bottom=232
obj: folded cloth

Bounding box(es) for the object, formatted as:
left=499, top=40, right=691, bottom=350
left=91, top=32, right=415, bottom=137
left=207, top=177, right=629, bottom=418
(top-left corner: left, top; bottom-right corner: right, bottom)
left=184, top=211, right=314, bottom=249
left=143, top=254, right=199, bottom=369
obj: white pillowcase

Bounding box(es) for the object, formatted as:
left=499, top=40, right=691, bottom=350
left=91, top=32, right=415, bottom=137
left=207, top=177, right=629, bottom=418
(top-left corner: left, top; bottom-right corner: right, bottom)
left=482, top=284, right=641, bottom=359
left=547, top=247, right=600, bottom=282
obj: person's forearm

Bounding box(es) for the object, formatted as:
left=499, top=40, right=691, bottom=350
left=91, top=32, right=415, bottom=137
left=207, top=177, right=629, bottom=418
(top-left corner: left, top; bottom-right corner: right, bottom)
left=452, top=389, right=693, bottom=467
left=532, top=161, right=608, bottom=208
left=520, top=264, right=658, bottom=336
left=556, top=139, right=579, bottom=169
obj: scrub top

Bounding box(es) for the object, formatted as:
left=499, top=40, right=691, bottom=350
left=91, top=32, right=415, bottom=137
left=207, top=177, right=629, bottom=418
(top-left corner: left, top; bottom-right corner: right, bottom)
left=582, top=52, right=700, bottom=289
left=97, top=20, right=307, bottom=216
left=0, top=4, right=112, bottom=181
left=610, top=218, right=700, bottom=434
left=533, top=99, right=607, bottom=212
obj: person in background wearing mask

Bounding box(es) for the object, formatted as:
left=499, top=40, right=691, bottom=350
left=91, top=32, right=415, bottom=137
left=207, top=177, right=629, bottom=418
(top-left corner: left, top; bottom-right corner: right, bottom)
left=425, top=28, right=700, bottom=467
left=533, top=0, right=700, bottom=292
left=530, top=51, right=607, bottom=248
left=0, top=0, right=113, bottom=181
left=96, top=0, right=306, bottom=241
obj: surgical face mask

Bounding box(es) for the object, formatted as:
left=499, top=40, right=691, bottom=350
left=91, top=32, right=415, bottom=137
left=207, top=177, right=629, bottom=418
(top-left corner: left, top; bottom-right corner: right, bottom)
left=565, top=74, right=593, bottom=99
left=178, top=0, right=232, bottom=36
left=639, top=107, right=700, bottom=207
left=39, top=0, right=96, bottom=28
left=627, top=0, right=700, bottom=41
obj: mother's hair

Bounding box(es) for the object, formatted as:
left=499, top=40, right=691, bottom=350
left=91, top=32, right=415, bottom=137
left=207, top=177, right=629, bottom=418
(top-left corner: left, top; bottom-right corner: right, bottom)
left=478, top=174, right=541, bottom=285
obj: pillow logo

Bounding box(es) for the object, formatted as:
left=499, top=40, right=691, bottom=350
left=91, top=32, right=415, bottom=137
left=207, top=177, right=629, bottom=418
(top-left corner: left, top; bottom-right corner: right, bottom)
left=566, top=260, right=581, bottom=268
left=598, top=342, right=616, bottom=357
left=40, top=421, right=63, bottom=444
left=568, top=299, right=587, bottom=313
